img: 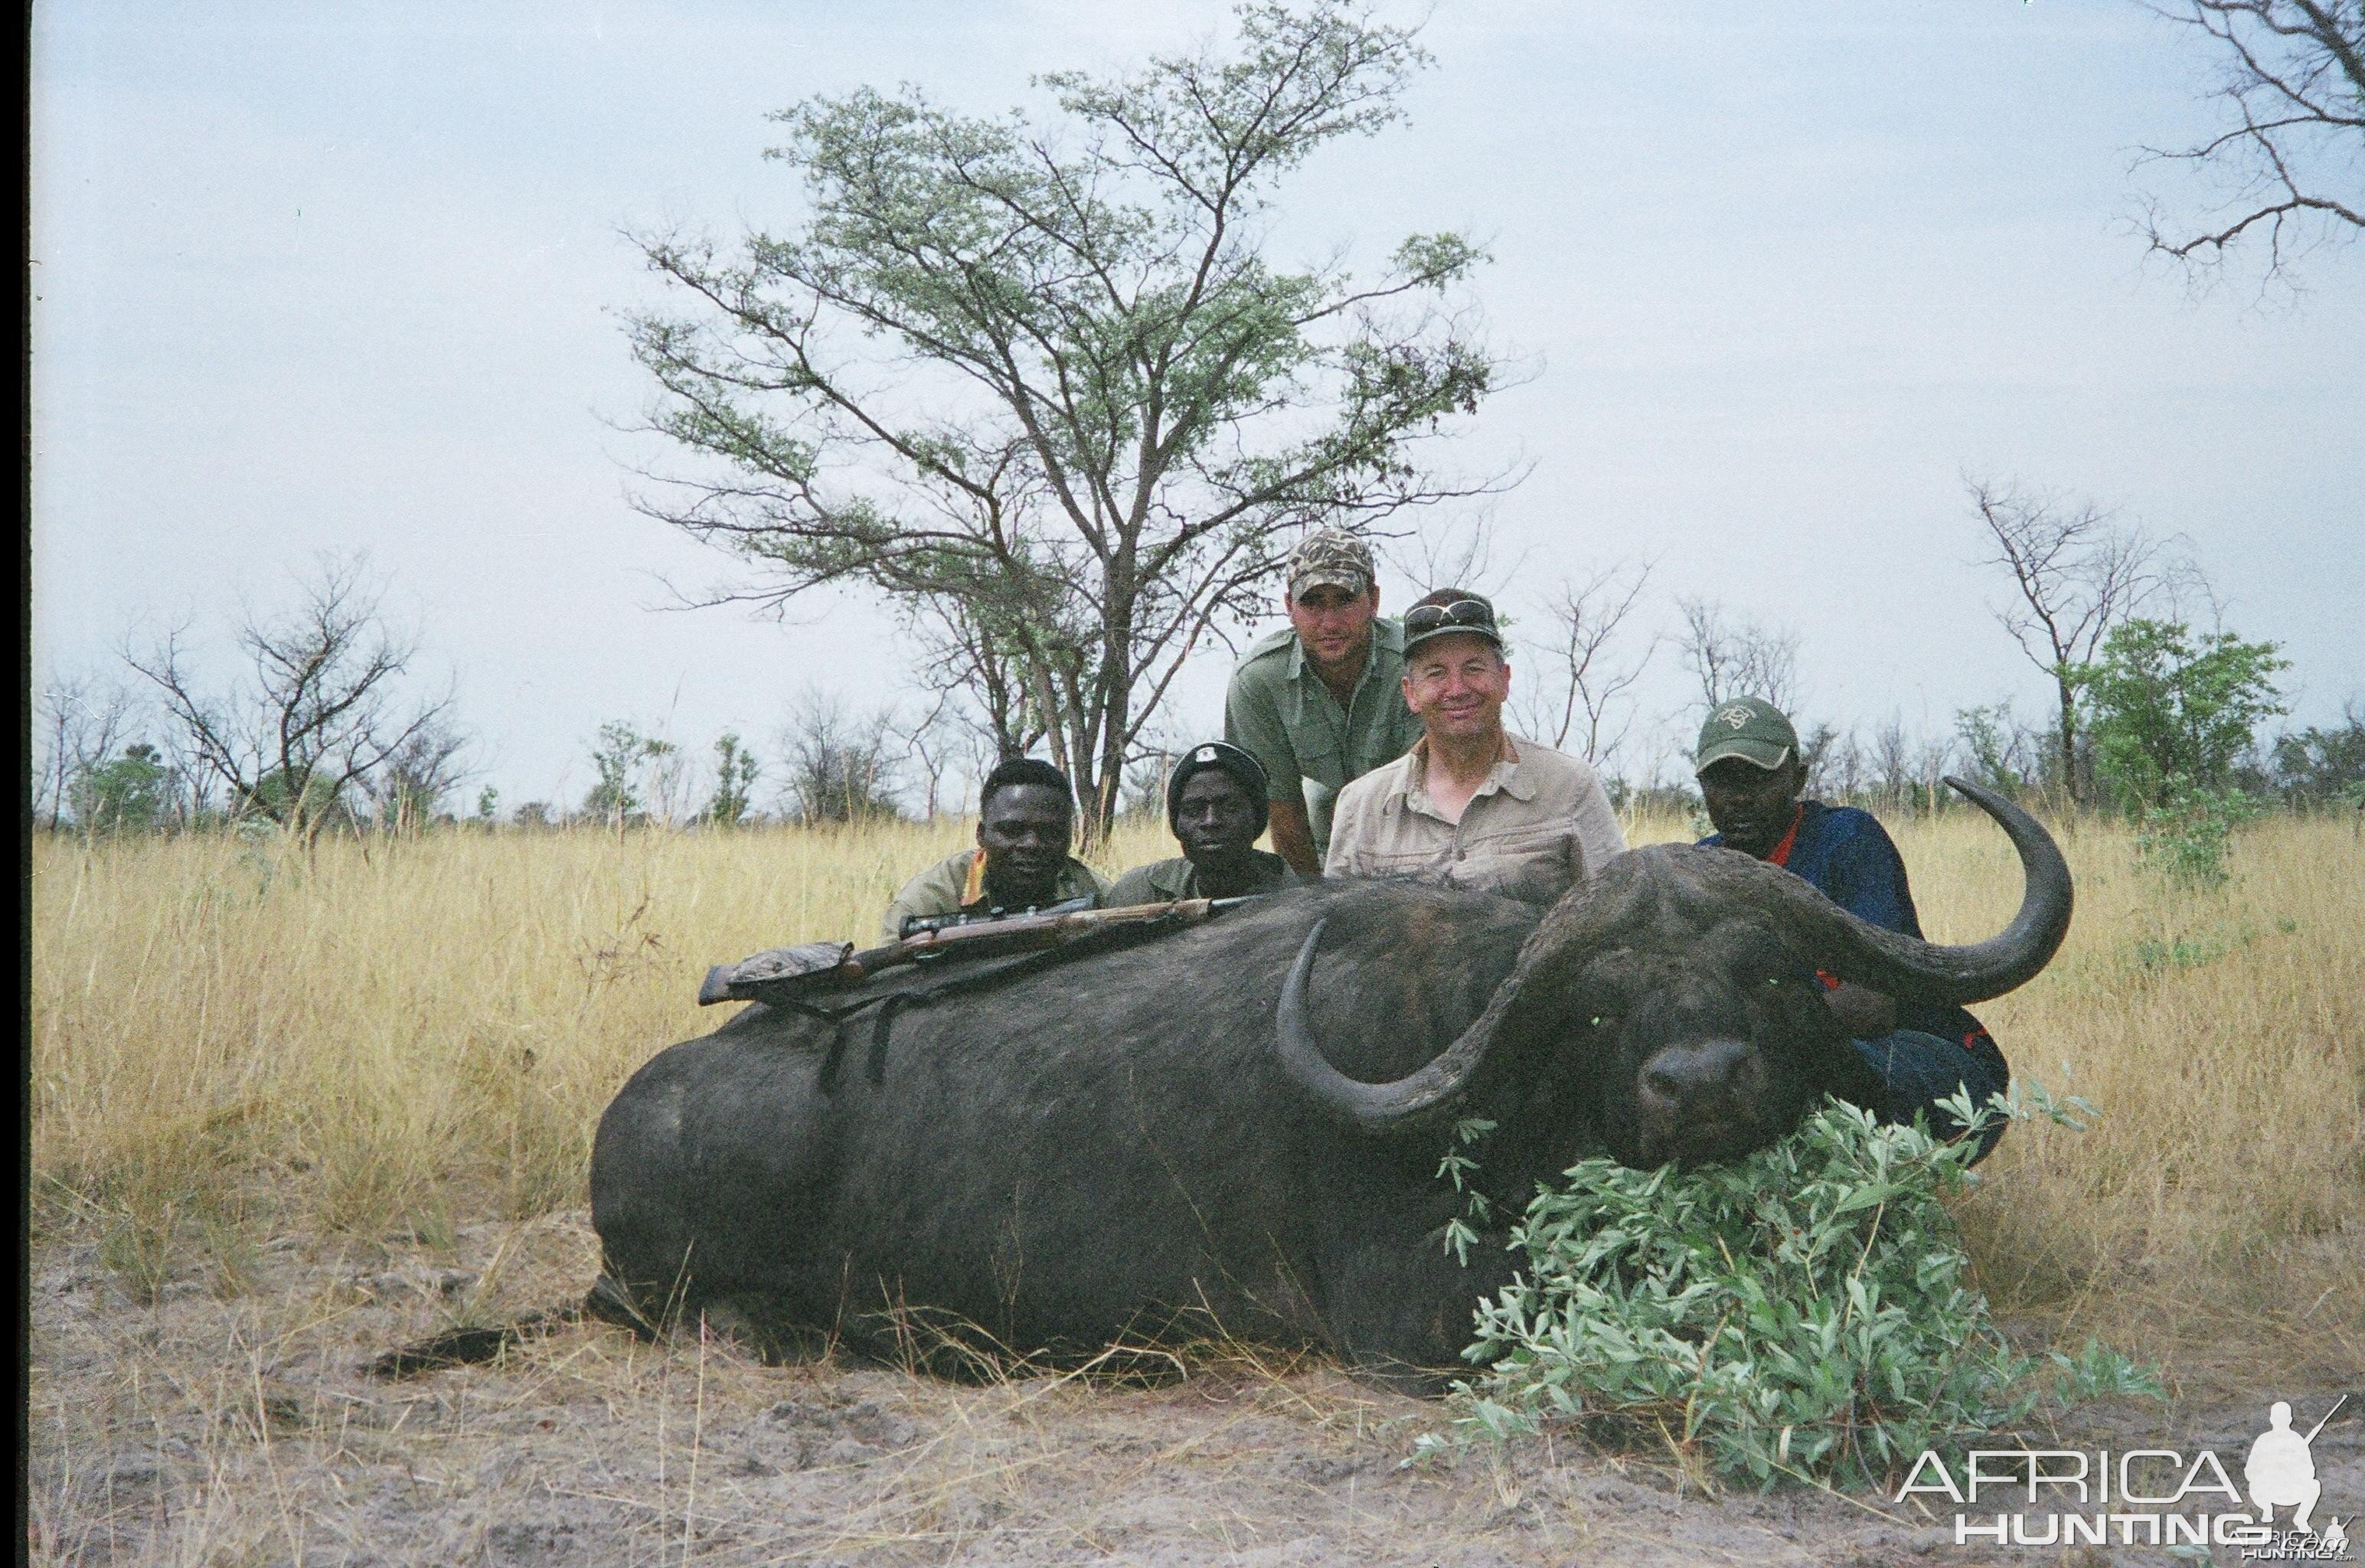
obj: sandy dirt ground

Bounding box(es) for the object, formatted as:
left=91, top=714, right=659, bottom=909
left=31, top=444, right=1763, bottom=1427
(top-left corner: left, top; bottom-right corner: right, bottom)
left=28, top=1210, right=2361, bottom=1568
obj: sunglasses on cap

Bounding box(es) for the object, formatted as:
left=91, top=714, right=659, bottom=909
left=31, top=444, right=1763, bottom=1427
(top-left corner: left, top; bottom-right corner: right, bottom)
left=1402, top=599, right=1498, bottom=637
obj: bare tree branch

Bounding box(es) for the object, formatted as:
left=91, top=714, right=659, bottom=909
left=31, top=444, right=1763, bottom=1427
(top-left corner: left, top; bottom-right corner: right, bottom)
left=2134, top=0, right=2365, bottom=292
left=1514, top=561, right=1658, bottom=770
left=123, top=554, right=452, bottom=845
left=31, top=675, right=140, bottom=830
left=368, top=717, right=472, bottom=833
left=1965, top=475, right=2190, bottom=805
left=1676, top=596, right=1802, bottom=716
left=776, top=688, right=904, bottom=823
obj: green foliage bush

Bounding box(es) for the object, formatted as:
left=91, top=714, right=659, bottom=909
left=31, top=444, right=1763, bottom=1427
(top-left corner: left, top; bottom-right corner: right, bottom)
left=2076, top=618, right=2286, bottom=810
left=706, top=731, right=759, bottom=828
left=69, top=743, right=174, bottom=833
left=2131, top=922, right=2257, bottom=972
left=2134, top=777, right=2265, bottom=891
left=1416, top=1090, right=2158, bottom=1489
left=583, top=720, right=677, bottom=825
left=2262, top=704, right=2365, bottom=811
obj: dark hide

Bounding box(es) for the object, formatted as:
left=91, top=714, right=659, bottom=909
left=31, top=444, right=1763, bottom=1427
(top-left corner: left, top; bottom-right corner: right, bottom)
left=589, top=779, right=2069, bottom=1381
left=592, top=883, right=1550, bottom=1378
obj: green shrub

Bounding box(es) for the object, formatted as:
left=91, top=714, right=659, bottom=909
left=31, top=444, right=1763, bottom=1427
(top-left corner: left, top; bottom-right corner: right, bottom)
left=2076, top=617, right=2285, bottom=811
left=2131, top=920, right=2258, bottom=972
left=1414, top=1089, right=2158, bottom=1489
left=2134, top=777, right=2263, bottom=891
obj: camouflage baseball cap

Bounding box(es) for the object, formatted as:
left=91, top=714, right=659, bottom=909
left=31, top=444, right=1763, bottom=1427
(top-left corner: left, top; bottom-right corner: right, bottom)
left=1695, top=697, right=1799, bottom=774
left=1285, top=528, right=1375, bottom=601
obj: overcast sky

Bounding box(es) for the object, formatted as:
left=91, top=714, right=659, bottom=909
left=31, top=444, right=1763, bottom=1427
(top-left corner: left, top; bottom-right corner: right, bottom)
left=31, top=1, right=2364, bottom=812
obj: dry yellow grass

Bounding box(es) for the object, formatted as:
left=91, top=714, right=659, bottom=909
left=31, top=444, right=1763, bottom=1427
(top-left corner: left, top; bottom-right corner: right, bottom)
left=28, top=807, right=2365, bottom=1383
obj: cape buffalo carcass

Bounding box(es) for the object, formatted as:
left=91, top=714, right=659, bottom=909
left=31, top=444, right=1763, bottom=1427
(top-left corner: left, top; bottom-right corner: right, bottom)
left=586, top=778, right=2070, bottom=1380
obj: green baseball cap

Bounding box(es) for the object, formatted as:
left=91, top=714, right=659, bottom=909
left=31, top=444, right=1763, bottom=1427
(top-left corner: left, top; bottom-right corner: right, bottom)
left=1695, top=697, right=1799, bottom=774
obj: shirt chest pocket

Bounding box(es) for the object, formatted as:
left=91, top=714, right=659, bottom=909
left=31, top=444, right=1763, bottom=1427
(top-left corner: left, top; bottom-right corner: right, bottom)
left=1458, top=821, right=1574, bottom=864
left=1289, top=731, right=1347, bottom=793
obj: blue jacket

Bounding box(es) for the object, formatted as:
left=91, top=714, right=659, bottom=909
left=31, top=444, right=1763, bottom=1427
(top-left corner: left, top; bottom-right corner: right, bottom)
left=1702, top=801, right=1994, bottom=1051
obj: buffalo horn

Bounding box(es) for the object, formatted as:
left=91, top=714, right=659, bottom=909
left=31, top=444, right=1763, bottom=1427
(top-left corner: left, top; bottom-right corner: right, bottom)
left=1273, top=916, right=1534, bottom=1137
left=1728, top=775, right=2073, bottom=1004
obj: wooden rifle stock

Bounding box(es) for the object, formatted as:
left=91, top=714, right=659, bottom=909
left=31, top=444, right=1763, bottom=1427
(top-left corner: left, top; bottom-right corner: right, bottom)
left=697, top=895, right=1259, bottom=1007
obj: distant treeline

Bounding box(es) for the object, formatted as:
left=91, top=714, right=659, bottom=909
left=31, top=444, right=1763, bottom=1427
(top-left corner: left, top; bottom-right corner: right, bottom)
left=34, top=692, right=2363, bottom=839
left=30, top=523, right=2364, bottom=841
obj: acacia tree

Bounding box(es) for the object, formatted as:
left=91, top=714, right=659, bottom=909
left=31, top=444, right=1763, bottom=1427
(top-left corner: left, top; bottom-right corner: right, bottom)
left=628, top=3, right=1508, bottom=844
left=2135, top=0, right=2364, bottom=288
left=1967, top=477, right=2185, bottom=805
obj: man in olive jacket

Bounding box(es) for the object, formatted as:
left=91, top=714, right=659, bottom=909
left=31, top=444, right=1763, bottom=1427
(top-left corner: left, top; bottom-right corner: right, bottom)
left=1224, top=528, right=1423, bottom=877
left=880, top=757, right=1108, bottom=940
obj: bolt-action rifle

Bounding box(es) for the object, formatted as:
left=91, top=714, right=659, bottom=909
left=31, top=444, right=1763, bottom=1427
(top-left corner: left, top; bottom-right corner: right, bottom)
left=696, top=894, right=1262, bottom=1008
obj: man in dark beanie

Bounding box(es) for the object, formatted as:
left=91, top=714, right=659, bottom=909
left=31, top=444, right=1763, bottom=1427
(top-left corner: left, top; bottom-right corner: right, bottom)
left=1105, top=741, right=1294, bottom=907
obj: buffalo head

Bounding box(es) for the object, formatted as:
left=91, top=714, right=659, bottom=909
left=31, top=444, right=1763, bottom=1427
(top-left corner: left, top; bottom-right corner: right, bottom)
left=1274, top=776, right=2072, bottom=1168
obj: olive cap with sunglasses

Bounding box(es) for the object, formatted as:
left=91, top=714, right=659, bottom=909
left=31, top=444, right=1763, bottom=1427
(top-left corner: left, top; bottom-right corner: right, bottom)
left=1399, top=591, right=1506, bottom=658
left=1327, top=584, right=1628, bottom=905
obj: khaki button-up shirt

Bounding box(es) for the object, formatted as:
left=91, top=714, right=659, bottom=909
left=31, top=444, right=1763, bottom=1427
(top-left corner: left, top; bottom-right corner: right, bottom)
left=880, top=849, right=1109, bottom=941
left=1323, top=734, right=1627, bottom=905
left=1223, top=619, right=1424, bottom=859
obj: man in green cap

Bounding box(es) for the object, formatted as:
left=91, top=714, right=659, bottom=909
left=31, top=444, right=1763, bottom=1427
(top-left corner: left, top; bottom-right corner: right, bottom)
left=1694, top=696, right=2014, bottom=1160
left=1223, top=528, right=1423, bottom=877
left=1104, top=741, right=1294, bottom=906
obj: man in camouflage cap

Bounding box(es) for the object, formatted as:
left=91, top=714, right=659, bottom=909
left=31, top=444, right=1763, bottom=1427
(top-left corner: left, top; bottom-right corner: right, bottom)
left=1223, top=528, right=1423, bottom=877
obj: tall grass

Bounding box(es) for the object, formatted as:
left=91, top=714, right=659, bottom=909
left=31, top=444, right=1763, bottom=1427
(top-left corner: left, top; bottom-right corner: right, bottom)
left=28, top=808, right=2363, bottom=1377
left=1914, top=811, right=2365, bottom=1378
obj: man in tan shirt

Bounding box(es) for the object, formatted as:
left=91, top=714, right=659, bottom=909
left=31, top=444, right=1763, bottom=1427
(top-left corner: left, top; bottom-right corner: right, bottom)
left=1325, top=590, right=1626, bottom=905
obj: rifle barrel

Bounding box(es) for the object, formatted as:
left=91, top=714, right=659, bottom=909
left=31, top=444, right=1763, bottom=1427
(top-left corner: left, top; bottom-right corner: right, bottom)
left=710, top=891, right=1266, bottom=1004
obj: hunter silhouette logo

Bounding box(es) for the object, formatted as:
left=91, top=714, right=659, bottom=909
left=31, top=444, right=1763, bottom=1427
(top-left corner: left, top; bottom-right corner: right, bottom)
left=1899, top=1392, right=2351, bottom=1553
left=2246, top=1395, right=2347, bottom=1545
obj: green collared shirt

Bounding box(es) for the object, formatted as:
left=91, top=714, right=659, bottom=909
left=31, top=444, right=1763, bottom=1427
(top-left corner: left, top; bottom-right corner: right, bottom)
left=1223, top=618, right=1423, bottom=858
left=1102, top=849, right=1294, bottom=909
left=879, top=849, right=1109, bottom=942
